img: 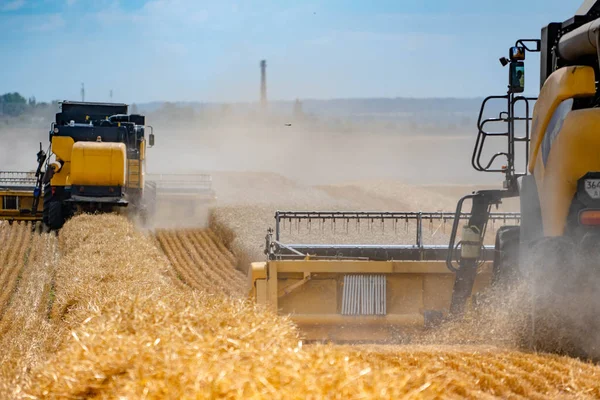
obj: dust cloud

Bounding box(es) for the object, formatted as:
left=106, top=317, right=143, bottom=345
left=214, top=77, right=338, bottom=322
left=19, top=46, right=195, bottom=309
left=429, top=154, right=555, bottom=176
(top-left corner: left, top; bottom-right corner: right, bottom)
left=0, top=127, right=48, bottom=172
left=0, top=109, right=518, bottom=230
left=5, top=109, right=600, bottom=362
left=147, top=113, right=494, bottom=187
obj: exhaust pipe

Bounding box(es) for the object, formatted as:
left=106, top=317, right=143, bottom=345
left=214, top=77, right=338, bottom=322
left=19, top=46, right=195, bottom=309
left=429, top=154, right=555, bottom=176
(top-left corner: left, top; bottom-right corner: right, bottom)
left=557, top=18, right=600, bottom=61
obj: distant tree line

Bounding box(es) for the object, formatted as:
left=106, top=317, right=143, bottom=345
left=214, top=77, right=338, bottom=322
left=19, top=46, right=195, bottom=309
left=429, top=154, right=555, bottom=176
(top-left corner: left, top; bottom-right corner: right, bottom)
left=0, top=92, right=479, bottom=135
left=0, top=92, right=58, bottom=117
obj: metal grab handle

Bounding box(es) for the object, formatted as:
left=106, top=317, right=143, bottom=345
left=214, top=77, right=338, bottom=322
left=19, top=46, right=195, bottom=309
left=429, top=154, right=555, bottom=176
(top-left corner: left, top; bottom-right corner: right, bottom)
left=481, top=152, right=510, bottom=171
left=473, top=118, right=511, bottom=172
left=476, top=95, right=509, bottom=131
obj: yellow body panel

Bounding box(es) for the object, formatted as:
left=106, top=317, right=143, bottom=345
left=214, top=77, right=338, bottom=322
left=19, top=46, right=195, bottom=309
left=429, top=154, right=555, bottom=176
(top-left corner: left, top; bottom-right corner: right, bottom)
left=51, top=136, right=75, bottom=162
left=528, top=66, right=596, bottom=174
left=537, top=109, right=600, bottom=236
left=70, top=142, right=126, bottom=187
left=525, top=65, right=600, bottom=236
left=140, top=139, right=146, bottom=162
left=50, top=136, right=75, bottom=186
left=250, top=260, right=491, bottom=341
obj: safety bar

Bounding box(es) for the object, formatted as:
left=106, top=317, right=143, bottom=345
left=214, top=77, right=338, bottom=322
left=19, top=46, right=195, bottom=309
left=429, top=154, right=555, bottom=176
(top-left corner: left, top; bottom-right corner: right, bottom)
left=472, top=94, right=536, bottom=183
left=146, top=173, right=213, bottom=192
left=271, top=210, right=521, bottom=261
left=0, top=171, right=37, bottom=188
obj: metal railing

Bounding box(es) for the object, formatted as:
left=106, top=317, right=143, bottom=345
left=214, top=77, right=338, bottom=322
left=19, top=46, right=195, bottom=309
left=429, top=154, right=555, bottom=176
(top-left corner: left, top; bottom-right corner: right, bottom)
left=146, top=173, right=214, bottom=194
left=268, top=210, right=521, bottom=262
left=472, top=95, right=536, bottom=185
left=0, top=171, right=37, bottom=190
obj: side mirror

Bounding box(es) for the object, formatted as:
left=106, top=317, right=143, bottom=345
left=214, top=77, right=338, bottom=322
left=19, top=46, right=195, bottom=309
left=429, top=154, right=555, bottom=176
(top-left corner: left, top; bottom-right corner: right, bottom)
left=509, top=61, right=525, bottom=93
left=509, top=46, right=525, bottom=61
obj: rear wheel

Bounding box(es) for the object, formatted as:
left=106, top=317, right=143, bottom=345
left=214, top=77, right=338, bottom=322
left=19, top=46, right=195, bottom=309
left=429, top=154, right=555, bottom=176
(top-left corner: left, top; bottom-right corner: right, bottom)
left=42, top=182, right=52, bottom=226
left=48, top=201, right=65, bottom=230
left=527, top=236, right=600, bottom=359
left=491, top=226, right=521, bottom=288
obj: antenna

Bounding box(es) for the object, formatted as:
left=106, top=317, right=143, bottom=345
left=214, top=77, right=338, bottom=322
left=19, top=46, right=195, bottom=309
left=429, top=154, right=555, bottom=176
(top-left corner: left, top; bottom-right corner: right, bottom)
left=110, top=89, right=113, bottom=101
left=81, top=83, right=85, bottom=102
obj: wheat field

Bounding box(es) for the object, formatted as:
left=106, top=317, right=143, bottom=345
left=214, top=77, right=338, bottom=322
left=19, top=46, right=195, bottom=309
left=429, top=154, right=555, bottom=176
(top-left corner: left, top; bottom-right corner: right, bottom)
left=0, top=221, right=58, bottom=398
left=0, top=215, right=600, bottom=398
left=155, top=228, right=246, bottom=297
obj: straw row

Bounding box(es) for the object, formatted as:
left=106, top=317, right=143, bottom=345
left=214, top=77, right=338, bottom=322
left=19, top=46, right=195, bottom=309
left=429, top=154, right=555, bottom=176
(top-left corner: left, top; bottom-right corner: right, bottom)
left=155, top=228, right=246, bottom=297
left=0, top=224, right=58, bottom=399
left=0, top=222, right=31, bottom=321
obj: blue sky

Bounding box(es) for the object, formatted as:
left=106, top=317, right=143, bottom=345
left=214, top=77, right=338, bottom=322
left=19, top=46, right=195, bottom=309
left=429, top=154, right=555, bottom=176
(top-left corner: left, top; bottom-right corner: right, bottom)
left=0, top=0, right=579, bottom=103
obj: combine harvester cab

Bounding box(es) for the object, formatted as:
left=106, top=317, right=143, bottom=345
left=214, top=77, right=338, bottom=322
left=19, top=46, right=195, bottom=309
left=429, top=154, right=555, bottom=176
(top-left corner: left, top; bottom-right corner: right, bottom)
left=249, top=211, right=520, bottom=342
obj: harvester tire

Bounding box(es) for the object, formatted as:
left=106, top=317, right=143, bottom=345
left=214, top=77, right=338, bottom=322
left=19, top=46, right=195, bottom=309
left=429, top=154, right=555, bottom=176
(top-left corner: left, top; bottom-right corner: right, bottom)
left=42, top=182, right=52, bottom=226
left=527, top=237, right=597, bottom=359
left=491, top=226, right=520, bottom=288
left=48, top=201, right=65, bottom=230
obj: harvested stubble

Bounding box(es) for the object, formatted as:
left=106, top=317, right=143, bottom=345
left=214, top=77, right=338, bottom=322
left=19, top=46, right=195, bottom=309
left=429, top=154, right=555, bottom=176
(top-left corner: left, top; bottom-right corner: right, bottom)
left=0, top=221, right=31, bottom=319
left=4, top=213, right=597, bottom=399
left=0, top=222, right=58, bottom=399
left=155, top=228, right=246, bottom=297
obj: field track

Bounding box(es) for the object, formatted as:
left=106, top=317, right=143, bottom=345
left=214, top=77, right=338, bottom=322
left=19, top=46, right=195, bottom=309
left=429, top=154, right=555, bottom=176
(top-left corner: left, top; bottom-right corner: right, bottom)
left=0, top=222, right=31, bottom=320
left=0, top=221, right=57, bottom=398
left=155, top=228, right=246, bottom=297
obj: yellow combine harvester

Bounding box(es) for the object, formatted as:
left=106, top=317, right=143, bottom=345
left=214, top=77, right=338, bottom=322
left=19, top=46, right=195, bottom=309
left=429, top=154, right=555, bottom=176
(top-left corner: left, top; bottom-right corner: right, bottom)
left=250, top=1, right=600, bottom=357
left=0, top=101, right=215, bottom=229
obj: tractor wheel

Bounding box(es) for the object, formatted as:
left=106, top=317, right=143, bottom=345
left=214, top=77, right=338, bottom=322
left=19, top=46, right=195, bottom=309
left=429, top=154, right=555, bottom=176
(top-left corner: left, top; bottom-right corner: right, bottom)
left=491, top=226, right=521, bottom=288
left=527, top=236, right=599, bottom=359
left=42, top=182, right=52, bottom=226
left=48, top=201, right=65, bottom=231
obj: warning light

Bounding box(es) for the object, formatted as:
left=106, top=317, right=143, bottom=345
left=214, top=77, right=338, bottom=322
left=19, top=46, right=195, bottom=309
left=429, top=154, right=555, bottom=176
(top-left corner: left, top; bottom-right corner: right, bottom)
left=579, top=210, right=600, bottom=225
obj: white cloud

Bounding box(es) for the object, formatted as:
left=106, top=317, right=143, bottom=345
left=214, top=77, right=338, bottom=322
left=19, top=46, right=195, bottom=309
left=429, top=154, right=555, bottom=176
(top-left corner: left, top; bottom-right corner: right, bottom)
left=1, top=0, right=25, bottom=12
left=66, top=0, right=77, bottom=6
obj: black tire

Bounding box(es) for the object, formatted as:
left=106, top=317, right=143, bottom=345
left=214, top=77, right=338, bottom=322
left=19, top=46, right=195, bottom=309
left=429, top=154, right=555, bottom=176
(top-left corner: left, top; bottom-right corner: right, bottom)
left=491, top=226, right=521, bottom=288
left=48, top=201, right=65, bottom=230
left=527, top=236, right=597, bottom=359
left=42, top=182, right=52, bottom=226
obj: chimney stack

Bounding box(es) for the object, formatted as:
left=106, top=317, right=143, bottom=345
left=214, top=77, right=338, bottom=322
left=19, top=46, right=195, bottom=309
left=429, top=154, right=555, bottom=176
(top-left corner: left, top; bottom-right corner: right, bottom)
left=260, top=60, right=267, bottom=109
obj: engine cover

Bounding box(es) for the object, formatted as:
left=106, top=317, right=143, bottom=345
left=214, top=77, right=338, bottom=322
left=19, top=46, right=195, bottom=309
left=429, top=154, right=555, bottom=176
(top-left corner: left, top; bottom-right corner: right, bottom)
left=70, top=142, right=126, bottom=187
